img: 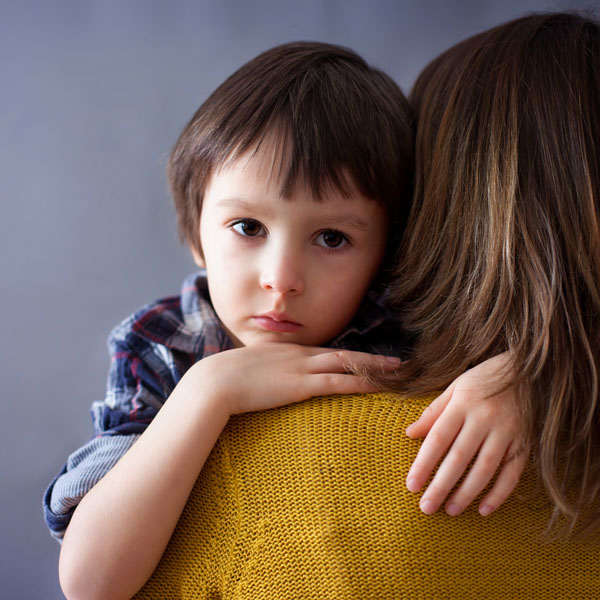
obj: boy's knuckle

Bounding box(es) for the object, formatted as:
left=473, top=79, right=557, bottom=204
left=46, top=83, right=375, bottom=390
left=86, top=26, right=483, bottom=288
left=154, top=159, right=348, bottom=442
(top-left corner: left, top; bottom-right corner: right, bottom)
left=427, top=483, right=449, bottom=499
left=478, top=452, right=499, bottom=472
left=323, top=373, right=339, bottom=387
left=501, top=466, right=521, bottom=488
left=447, top=447, right=467, bottom=468
left=334, top=350, right=348, bottom=364
left=479, top=403, right=498, bottom=420
left=426, top=430, right=448, bottom=451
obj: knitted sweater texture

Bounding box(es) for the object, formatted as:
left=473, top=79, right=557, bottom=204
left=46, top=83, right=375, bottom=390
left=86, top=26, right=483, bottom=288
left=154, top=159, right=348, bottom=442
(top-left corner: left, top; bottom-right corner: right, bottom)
left=134, top=393, right=600, bottom=599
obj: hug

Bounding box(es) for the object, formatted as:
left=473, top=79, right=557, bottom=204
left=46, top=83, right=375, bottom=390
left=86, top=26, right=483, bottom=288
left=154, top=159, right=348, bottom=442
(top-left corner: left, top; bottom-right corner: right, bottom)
left=46, top=11, right=600, bottom=599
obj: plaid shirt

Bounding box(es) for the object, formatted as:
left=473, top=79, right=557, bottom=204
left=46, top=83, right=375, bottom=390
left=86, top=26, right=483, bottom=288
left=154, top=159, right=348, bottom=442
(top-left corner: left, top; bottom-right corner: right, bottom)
left=43, top=271, right=403, bottom=540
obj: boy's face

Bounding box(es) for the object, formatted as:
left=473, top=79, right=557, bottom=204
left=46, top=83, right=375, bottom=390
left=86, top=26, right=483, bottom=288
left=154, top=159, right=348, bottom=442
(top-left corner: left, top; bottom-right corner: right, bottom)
left=193, top=150, right=388, bottom=348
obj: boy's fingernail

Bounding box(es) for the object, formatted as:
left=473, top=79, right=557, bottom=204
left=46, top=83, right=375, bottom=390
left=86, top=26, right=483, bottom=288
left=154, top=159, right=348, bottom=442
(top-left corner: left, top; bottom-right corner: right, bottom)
left=406, top=478, right=420, bottom=492
left=479, top=504, right=494, bottom=517
left=446, top=503, right=461, bottom=516
left=420, top=499, right=437, bottom=514
left=386, top=356, right=402, bottom=364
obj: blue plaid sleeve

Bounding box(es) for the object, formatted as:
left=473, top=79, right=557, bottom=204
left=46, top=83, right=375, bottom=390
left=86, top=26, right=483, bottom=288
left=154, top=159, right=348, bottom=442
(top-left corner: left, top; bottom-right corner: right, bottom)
left=43, top=298, right=193, bottom=540
left=91, top=323, right=170, bottom=437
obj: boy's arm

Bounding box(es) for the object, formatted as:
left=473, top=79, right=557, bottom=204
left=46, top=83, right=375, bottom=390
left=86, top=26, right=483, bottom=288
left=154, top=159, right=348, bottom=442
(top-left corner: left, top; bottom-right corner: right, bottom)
left=404, top=353, right=528, bottom=517
left=58, top=343, right=399, bottom=600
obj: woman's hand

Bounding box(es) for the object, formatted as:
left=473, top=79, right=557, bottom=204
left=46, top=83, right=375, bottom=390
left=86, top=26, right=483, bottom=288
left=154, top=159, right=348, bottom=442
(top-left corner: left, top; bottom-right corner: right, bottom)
left=404, top=353, right=528, bottom=517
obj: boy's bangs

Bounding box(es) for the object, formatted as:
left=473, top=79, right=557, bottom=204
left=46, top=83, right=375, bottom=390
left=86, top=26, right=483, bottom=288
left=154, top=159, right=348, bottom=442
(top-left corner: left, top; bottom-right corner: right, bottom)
left=169, top=41, right=414, bottom=256
left=220, top=123, right=367, bottom=202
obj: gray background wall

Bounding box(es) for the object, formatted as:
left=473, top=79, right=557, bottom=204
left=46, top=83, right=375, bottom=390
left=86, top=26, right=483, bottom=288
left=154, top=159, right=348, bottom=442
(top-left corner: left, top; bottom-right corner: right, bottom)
left=1, top=0, right=596, bottom=597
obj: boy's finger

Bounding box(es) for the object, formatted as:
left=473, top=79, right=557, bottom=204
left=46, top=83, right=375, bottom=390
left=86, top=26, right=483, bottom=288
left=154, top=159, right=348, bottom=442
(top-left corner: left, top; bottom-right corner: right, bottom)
left=306, top=372, right=379, bottom=396
left=405, top=406, right=464, bottom=493
left=406, top=387, right=453, bottom=438
left=442, top=432, right=508, bottom=516
left=416, top=423, right=486, bottom=513
left=308, top=349, right=401, bottom=374
left=478, top=444, right=528, bottom=516
left=305, top=349, right=362, bottom=373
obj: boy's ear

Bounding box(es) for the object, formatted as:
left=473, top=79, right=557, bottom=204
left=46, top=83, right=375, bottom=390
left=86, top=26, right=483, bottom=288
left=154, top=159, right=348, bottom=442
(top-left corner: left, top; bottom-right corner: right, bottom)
left=190, top=245, right=205, bottom=268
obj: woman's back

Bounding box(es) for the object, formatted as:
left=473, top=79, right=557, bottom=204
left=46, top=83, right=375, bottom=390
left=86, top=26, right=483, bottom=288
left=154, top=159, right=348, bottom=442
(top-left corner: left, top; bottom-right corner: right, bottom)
left=135, top=394, right=600, bottom=599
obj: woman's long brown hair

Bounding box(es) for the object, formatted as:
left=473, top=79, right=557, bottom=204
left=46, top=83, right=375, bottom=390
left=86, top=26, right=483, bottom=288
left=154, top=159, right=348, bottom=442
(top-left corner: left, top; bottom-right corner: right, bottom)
left=385, top=12, right=600, bottom=536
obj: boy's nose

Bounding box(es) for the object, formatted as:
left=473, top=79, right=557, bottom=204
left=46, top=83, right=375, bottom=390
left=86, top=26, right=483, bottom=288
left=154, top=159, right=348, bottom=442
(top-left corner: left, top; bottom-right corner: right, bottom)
left=259, top=252, right=304, bottom=296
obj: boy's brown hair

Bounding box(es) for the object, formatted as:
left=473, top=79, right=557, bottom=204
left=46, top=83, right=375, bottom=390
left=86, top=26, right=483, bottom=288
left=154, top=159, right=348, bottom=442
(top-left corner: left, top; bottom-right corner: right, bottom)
left=168, top=41, right=413, bottom=268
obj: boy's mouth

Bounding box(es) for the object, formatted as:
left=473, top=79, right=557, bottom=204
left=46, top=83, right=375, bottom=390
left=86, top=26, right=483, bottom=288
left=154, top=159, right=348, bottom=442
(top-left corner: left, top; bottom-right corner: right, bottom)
left=253, top=312, right=302, bottom=333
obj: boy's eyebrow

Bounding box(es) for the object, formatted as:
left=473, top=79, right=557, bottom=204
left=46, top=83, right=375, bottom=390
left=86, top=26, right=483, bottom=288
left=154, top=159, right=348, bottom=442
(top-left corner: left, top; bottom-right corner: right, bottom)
left=217, top=197, right=373, bottom=230
left=327, top=215, right=371, bottom=230
left=216, top=198, right=259, bottom=211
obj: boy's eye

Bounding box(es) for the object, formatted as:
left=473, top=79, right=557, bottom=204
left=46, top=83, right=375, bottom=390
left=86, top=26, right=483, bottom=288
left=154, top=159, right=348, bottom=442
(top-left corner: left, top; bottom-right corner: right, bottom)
left=315, top=229, right=348, bottom=249
left=231, top=219, right=264, bottom=237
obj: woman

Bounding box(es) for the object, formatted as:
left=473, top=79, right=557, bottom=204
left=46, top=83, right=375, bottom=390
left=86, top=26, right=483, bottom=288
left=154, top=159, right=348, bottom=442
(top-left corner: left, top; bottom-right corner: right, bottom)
left=388, top=10, right=600, bottom=538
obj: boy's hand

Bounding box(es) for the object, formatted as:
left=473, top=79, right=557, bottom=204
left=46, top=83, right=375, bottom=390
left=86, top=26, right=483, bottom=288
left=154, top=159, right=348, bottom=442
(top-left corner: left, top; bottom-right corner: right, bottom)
left=195, top=343, right=400, bottom=416
left=404, top=353, right=527, bottom=517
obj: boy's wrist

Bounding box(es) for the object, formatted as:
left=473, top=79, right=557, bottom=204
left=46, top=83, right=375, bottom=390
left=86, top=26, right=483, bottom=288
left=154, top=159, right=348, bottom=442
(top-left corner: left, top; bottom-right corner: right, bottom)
left=178, top=355, right=234, bottom=422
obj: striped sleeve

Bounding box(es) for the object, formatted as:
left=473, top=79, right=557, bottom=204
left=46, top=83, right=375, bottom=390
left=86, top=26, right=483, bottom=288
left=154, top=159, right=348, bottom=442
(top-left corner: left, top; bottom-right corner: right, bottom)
left=43, top=434, right=140, bottom=541
left=42, top=278, right=208, bottom=541
left=43, top=310, right=182, bottom=540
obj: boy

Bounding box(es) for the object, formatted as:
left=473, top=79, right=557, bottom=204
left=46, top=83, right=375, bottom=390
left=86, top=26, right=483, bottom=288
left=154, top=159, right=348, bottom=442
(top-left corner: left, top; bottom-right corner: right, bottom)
left=48, top=41, right=414, bottom=599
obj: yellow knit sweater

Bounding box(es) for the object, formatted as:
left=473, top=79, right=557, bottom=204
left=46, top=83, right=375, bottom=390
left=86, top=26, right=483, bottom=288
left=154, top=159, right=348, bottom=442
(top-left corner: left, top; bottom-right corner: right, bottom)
left=134, top=393, right=599, bottom=599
